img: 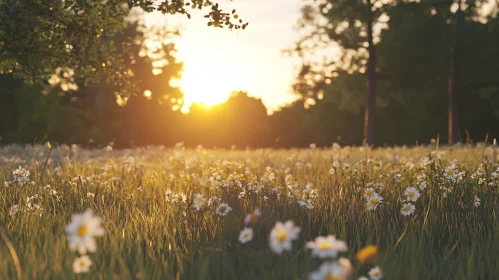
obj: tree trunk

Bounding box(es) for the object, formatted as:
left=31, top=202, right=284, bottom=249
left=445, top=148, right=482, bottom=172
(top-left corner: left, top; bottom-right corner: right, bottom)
left=448, top=0, right=461, bottom=144
left=364, top=15, right=376, bottom=146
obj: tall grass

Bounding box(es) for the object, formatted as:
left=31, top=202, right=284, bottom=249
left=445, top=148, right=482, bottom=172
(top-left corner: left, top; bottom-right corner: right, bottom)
left=1, top=143, right=498, bottom=279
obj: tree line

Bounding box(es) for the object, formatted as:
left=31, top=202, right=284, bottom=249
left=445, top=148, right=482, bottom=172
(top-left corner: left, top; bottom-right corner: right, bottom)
left=1, top=0, right=499, bottom=148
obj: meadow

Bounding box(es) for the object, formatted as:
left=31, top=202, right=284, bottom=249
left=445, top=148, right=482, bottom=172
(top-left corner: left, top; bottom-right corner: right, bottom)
left=1, top=143, right=498, bottom=279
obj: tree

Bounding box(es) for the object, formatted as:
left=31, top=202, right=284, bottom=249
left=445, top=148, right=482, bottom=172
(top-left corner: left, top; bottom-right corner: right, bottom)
left=0, top=0, right=248, bottom=97
left=419, top=0, right=498, bottom=144
left=289, top=0, right=391, bottom=146
left=0, top=20, right=185, bottom=147
left=185, top=91, right=270, bottom=148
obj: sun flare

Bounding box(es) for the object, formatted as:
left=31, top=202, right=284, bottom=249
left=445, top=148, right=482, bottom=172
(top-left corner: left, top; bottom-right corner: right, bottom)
left=179, top=57, right=250, bottom=112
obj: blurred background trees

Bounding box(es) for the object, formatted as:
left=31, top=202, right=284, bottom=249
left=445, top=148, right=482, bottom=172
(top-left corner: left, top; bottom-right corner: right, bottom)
left=1, top=0, right=499, bottom=148
left=0, top=0, right=247, bottom=97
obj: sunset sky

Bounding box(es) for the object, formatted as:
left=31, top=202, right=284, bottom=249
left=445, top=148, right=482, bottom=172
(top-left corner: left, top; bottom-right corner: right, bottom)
left=145, top=0, right=303, bottom=113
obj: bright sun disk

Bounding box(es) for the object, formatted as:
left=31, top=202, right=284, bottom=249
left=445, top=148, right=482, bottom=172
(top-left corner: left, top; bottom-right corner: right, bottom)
left=179, top=57, right=249, bottom=113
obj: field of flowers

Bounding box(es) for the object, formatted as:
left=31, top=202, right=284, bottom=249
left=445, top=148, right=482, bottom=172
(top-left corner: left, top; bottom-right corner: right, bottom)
left=1, top=143, right=498, bottom=279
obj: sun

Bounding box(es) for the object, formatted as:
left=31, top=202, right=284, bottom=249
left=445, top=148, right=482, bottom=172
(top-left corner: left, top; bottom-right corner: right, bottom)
left=179, top=57, right=249, bottom=113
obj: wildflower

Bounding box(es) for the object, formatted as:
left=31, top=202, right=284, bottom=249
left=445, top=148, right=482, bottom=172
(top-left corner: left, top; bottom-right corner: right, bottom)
left=358, top=277, right=369, bottom=280
left=444, top=164, right=459, bottom=180
left=9, top=205, right=19, bottom=217
left=306, top=235, right=348, bottom=258
left=269, top=220, right=301, bottom=254
left=366, top=194, right=383, bottom=211
left=404, top=187, right=420, bottom=202
left=356, top=245, right=378, bottom=264
left=238, top=228, right=253, bottom=244
left=418, top=180, right=427, bottom=190
left=165, top=189, right=177, bottom=202
left=12, top=166, right=30, bottom=186
left=72, top=255, right=92, bottom=273
left=368, top=266, right=383, bottom=280
left=309, top=260, right=352, bottom=280
left=353, top=162, right=363, bottom=173
left=401, top=203, right=416, bottom=216
left=65, top=209, right=105, bottom=254
left=364, top=188, right=376, bottom=200
left=238, top=191, right=247, bottom=199
left=216, top=203, right=232, bottom=216
left=476, top=164, right=485, bottom=176
left=192, top=193, right=206, bottom=211
left=394, top=174, right=402, bottom=182
left=244, top=207, right=261, bottom=225
left=298, top=199, right=315, bottom=209
left=474, top=196, right=481, bottom=208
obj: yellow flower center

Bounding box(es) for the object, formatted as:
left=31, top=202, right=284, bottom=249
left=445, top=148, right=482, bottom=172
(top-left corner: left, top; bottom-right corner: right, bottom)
left=243, top=233, right=249, bottom=238
left=370, top=198, right=378, bottom=206
left=277, top=231, right=287, bottom=242
left=366, top=190, right=373, bottom=197
left=404, top=205, right=412, bottom=211
left=80, top=260, right=86, bottom=267
left=78, top=225, right=89, bottom=237
left=448, top=169, right=455, bottom=175
left=372, top=271, right=380, bottom=276
left=408, top=192, right=414, bottom=198
left=319, top=241, right=332, bottom=250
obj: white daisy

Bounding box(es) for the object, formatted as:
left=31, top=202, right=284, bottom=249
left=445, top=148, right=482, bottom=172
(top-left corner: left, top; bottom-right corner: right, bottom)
left=476, top=164, right=485, bottom=176
left=269, top=220, right=301, bottom=254
left=192, top=193, right=206, bottom=211
left=9, top=205, right=19, bottom=217
left=238, top=228, right=253, bottom=244
left=364, top=188, right=376, bottom=200
left=72, top=255, right=92, bottom=273
left=215, top=203, right=232, bottom=216
left=65, top=209, right=105, bottom=254
left=366, top=193, right=383, bottom=211
left=309, top=259, right=351, bottom=280
left=404, top=187, right=420, bottom=202
left=401, top=203, right=416, bottom=216
left=368, top=266, right=383, bottom=280
left=306, top=235, right=348, bottom=258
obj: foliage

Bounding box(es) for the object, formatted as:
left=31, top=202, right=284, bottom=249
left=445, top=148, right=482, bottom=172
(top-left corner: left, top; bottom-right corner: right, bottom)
left=0, top=0, right=247, bottom=97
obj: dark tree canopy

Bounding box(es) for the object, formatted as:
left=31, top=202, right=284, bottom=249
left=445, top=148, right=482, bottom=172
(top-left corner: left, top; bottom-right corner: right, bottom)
left=0, top=0, right=248, bottom=97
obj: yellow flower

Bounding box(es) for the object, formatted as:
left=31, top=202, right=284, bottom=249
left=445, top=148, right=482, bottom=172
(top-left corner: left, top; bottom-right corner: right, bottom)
left=356, top=245, right=378, bottom=264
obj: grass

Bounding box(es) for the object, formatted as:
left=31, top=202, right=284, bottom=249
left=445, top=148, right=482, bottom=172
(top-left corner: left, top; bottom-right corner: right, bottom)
left=1, top=143, right=498, bottom=279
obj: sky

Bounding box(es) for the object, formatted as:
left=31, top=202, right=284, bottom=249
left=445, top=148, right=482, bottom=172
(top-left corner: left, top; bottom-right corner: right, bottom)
left=145, top=0, right=303, bottom=113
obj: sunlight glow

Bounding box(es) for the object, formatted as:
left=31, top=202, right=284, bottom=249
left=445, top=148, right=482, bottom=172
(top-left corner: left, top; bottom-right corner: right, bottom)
left=179, top=57, right=249, bottom=112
